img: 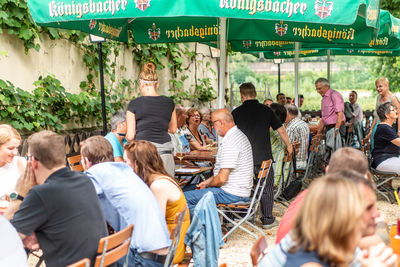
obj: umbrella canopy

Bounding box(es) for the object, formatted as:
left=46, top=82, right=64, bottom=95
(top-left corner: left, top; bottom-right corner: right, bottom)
left=28, top=0, right=380, bottom=44
left=258, top=47, right=400, bottom=59
left=230, top=9, right=400, bottom=52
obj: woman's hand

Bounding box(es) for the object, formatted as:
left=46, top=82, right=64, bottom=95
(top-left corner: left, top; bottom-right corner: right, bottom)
left=358, top=243, right=398, bottom=267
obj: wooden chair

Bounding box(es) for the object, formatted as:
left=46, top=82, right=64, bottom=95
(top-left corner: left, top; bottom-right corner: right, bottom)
left=94, top=224, right=134, bottom=267
left=217, top=160, right=272, bottom=241
left=67, top=153, right=84, bottom=172
left=250, top=236, right=268, bottom=266
left=67, top=258, right=90, bottom=267
left=164, top=206, right=187, bottom=267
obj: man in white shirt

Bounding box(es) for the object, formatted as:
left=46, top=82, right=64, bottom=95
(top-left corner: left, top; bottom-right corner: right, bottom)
left=183, top=108, right=253, bottom=214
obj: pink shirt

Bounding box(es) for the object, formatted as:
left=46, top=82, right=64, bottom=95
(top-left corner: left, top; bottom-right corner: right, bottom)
left=321, top=88, right=345, bottom=125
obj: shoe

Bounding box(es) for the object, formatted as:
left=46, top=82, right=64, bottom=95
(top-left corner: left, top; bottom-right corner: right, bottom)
left=224, top=222, right=234, bottom=228
left=262, top=221, right=279, bottom=230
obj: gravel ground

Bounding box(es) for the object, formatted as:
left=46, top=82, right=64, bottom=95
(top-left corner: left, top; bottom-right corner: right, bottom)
left=27, top=196, right=400, bottom=267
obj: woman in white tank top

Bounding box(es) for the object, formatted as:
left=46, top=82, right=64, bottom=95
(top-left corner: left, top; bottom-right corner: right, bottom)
left=0, top=125, right=26, bottom=199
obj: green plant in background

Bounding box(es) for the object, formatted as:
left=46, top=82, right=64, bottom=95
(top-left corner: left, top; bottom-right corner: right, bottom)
left=0, top=75, right=126, bottom=133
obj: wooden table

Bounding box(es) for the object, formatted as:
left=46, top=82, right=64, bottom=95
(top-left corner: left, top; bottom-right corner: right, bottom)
left=175, top=166, right=213, bottom=187
left=176, top=150, right=217, bottom=163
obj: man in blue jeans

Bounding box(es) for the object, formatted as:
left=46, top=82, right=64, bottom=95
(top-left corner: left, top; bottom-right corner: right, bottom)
left=184, top=108, right=254, bottom=215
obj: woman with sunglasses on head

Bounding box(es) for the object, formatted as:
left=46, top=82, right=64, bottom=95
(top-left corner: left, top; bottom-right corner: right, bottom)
left=126, top=62, right=177, bottom=176
left=186, top=108, right=214, bottom=151
left=124, top=140, right=190, bottom=264
left=0, top=124, right=26, bottom=200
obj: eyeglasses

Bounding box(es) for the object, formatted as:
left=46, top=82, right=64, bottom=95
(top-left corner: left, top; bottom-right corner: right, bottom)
left=190, top=114, right=200, bottom=118
left=211, top=120, right=221, bottom=126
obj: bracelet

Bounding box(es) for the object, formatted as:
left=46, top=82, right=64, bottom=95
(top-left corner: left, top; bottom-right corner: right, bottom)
left=334, top=128, right=339, bottom=132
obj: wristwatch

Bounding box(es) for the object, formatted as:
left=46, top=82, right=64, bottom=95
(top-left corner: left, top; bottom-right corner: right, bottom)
left=9, top=192, right=24, bottom=201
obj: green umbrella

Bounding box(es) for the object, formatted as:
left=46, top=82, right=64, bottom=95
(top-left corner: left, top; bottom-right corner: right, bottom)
left=29, top=0, right=380, bottom=44
left=230, top=9, right=400, bottom=52
left=27, top=0, right=380, bottom=110
left=258, top=47, right=400, bottom=59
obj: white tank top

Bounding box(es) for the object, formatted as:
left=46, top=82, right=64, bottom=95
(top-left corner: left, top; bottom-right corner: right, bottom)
left=0, top=157, right=21, bottom=198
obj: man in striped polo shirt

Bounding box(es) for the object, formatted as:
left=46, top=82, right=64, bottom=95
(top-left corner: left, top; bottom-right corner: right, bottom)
left=184, top=109, right=254, bottom=215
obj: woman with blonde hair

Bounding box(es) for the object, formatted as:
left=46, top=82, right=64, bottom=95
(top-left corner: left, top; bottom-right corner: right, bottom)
left=126, top=62, right=177, bottom=176
left=124, top=140, right=190, bottom=264
left=0, top=124, right=26, bottom=199
left=285, top=175, right=366, bottom=267
left=366, top=77, right=400, bottom=146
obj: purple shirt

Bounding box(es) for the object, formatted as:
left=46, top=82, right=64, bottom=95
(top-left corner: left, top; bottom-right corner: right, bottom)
left=321, top=88, right=345, bottom=125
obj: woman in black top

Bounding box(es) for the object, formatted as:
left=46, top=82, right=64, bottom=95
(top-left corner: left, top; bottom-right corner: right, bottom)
left=372, top=102, right=400, bottom=174
left=126, top=62, right=177, bottom=176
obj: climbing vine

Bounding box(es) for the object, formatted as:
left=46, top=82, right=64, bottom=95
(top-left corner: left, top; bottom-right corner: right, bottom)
left=0, top=0, right=217, bottom=132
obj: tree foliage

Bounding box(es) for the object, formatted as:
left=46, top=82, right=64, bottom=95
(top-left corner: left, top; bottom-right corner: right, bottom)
left=373, top=1, right=400, bottom=91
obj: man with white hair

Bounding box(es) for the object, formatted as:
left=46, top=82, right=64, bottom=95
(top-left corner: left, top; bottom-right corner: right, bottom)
left=105, top=110, right=127, bottom=162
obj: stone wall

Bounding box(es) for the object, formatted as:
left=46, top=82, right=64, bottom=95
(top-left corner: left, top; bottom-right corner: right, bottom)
left=0, top=32, right=218, bottom=101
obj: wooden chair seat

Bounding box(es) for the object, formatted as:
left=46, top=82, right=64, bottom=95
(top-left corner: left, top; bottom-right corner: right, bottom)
left=94, top=224, right=134, bottom=267
left=67, top=258, right=90, bottom=267
left=67, top=154, right=84, bottom=172
left=250, top=236, right=268, bottom=266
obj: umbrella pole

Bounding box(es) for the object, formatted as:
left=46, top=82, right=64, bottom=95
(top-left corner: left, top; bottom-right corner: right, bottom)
left=98, top=42, right=107, bottom=135
left=327, top=49, right=331, bottom=83
left=294, top=42, right=300, bottom=107
left=278, top=62, right=281, bottom=94
left=218, top=18, right=227, bottom=109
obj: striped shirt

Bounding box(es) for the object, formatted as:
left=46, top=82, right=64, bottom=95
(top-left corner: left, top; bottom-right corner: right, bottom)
left=217, top=126, right=253, bottom=198
left=286, top=117, right=310, bottom=163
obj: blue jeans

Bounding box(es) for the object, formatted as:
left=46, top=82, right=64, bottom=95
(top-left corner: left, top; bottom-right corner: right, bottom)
left=117, top=248, right=163, bottom=267
left=184, top=187, right=249, bottom=216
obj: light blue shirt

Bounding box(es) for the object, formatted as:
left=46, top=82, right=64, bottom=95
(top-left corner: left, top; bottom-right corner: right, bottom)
left=104, top=132, right=125, bottom=158
left=85, top=162, right=171, bottom=253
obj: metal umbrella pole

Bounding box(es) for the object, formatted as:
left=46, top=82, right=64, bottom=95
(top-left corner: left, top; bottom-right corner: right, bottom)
left=90, top=34, right=108, bottom=135
left=98, top=42, right=107, bottom=135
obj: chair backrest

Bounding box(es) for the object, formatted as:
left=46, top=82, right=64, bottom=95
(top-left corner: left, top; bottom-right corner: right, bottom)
left=94, top=224, right=134, bottom=267
left=252, top=160, right=272, bottom=210
left=67, top=258, right=90, bottom=267
left=164, top=206, right=187, bottom=267
left=67, top=154, right=84, bottom=172
left=250, top=236, right=268, bottom=266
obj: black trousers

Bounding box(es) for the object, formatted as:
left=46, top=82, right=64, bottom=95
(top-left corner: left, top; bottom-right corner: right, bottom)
left=254, top=164, right=275, bottom=225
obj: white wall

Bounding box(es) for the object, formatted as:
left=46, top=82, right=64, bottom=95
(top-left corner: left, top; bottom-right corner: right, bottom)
left=0, top=32, right=218, bottom=102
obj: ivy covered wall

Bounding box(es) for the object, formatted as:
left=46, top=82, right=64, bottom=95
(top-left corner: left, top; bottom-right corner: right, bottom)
left=0, top=0, right=218, bottom=133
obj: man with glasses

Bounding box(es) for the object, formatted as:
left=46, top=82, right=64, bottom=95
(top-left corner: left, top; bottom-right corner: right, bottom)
left=232, top=82, right=292, bottom=229
left=315, top=77, right=345, bottom=152
left=4, top=131, right=108, bottom=267
left=184, top=109, right=253, bottom=215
